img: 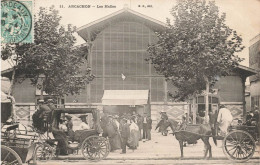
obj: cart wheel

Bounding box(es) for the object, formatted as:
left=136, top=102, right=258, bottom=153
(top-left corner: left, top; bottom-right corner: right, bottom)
left=222, top=130, right=255, bottom=162
left=1, top=145, right=23, bottom=165
left=33, top=143, right=54, bottom=163
left=81, top=136, right=110, bottom=161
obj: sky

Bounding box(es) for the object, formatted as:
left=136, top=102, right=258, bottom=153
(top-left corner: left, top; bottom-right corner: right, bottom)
left=1, top=0, right=260, bottom=70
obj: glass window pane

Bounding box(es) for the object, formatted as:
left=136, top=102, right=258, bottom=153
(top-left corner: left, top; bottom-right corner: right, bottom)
left=198, top=104, right=205, bottom=117
left=198, top=96, right=204, bottom=103
left=212, top=97, right=219, bottom=103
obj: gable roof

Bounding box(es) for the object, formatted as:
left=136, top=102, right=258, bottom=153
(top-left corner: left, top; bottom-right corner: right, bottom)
left=77, top=7, right=166, bottom=41
left=236, top=65, right=258, bottom=77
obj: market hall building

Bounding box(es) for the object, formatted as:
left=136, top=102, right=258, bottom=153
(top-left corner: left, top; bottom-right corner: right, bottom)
left=1, top=7, right=257, bottom=124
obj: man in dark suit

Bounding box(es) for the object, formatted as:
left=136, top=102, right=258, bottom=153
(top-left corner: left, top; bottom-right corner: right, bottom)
left=47, top=99, right=56, bottom=111
left=137, top=114, right=143, bottom=141
left=147, top=116, right=152, bottom=140
left=120, top=118, right=130, bottom=154
left=143, top=114, right=148, bottom=139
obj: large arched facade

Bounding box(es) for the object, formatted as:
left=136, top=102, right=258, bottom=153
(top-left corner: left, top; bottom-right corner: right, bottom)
left=89, top=21, right=165, bottom=103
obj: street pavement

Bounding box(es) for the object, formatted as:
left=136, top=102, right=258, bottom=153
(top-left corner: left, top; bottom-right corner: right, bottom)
left=36, top=123, right=260, bottom=164
left=35, top=159, right=260, bottom=165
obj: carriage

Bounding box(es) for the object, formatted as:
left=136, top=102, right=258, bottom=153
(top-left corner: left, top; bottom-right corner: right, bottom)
left=221, top=124, right=258, bottom=162
left=158, top=111, right=259, bottom=163
left=1, top=107, right=110, bottom=165
left=1, top=123, right=32, bottom=165
left=33, top=108, right=110, bottom=163
left=1, top=91, right=32, bottom=165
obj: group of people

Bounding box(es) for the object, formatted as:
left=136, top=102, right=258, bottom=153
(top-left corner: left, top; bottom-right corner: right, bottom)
left=59, top=114, right=91, bottom=131
left=245, top=106, right=259, bottom=126
left=32, top=99, right=56, bottom=133
left=101, top=112, right=152, bottom=154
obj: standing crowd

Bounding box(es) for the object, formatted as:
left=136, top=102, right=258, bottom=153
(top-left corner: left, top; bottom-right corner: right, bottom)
left=101, top=112, right=152, bottom=154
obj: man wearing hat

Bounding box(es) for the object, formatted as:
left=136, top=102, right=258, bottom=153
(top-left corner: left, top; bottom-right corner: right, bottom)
left=147, top=115, right=152, bottom=140
left=252, top=106, right=259, bottom=127
left=143, top=113, right=148, bottom=140
left=47, top=99, right=56, bottom=111
left=79, top=115, right=90, bottom=130
left=39, top=99, right=52, bottom=121
left=160, top=110, right=168, bottom=120
left=120, top=118, right=130, bottom=154
left=137, top=114, right=143, bottom=141
left=37, top=99, right=44, bottom=109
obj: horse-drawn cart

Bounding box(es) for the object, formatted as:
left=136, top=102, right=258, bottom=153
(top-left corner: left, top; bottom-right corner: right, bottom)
left=222, top=125, right=258, bottom=162
left=159, top=118, right=259, bottom=162
left=1, top=123, right=37, bottom=165
left=33, top=108, right=110, bottom=163
left=1, top=91, right=37, bottom=165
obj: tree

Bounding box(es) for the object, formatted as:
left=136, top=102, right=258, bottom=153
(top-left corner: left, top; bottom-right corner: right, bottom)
left=1, top=6, right=94, bottom=100
left=147, top=0, right=244, bottom=121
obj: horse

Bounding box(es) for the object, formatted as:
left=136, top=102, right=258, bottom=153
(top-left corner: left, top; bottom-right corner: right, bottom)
left=159, top=118, right=217, bottom=159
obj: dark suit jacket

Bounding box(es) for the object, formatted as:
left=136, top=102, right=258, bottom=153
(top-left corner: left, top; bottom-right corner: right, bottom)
left=39, top=104, right=51, bottom=119
left=137, top=116, right=144, bottom=129
left=120, top=123, right=130, bottom=139
left=147, top=118, right=152, bottom=129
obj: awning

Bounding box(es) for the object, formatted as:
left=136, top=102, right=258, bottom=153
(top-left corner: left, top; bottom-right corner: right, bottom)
left=102, top=90, right=149, bottom=105
left=1, top=91, right=11, bottom=103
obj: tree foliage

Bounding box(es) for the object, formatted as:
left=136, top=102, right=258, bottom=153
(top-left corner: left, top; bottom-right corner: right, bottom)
left=147, top=0, right=244, bottom=101
left=1, top=6, right=94, bottom=96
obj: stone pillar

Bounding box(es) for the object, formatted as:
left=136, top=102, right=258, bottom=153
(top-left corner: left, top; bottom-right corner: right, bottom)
left=241, top=76, right=247, bottom=121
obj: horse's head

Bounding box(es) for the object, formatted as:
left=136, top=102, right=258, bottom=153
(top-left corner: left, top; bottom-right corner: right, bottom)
left=160, top=119, right=179, bottom=135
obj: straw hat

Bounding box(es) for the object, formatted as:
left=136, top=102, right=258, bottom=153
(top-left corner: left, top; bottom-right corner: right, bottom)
left=108, top=115, right=114, bottom=118
left=47, top=99, right=53, bottom=103
left=38, top=100, right=44, bottom=103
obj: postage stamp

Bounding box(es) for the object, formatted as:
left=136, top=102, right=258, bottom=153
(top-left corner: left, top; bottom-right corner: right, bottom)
left=1, top=0, right=34, bottom=43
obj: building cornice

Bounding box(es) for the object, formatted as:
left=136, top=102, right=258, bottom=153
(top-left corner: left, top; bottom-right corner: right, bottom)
left=249, top=33, right=260, bottom=46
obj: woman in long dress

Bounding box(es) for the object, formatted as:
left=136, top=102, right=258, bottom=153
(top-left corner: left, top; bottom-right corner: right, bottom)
left=127, top=117, right=139, bottom=150
left=106, top=116, right=121, bottom=151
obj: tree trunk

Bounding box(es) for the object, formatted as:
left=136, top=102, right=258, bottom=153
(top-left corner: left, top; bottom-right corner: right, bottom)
left=191, top=94, right=196, bottom=124
left=40, top=86, right=44, bottom=100
left=40, top=76, right=46, bottom=100
left=204, top=76, right=209, bottom=124
left=8, top=68, right=15, bottom=96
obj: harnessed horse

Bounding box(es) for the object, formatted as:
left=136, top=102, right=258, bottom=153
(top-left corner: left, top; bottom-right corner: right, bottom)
left=159, top=118, right=217, bottom=159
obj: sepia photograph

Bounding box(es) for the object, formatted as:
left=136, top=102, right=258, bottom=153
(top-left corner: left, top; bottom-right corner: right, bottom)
left=1, top=0, right=260, bottom=164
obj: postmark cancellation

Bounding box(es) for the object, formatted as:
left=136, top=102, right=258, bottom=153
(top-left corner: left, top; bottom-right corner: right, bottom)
left=1, top=0, right=34, bottom=43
